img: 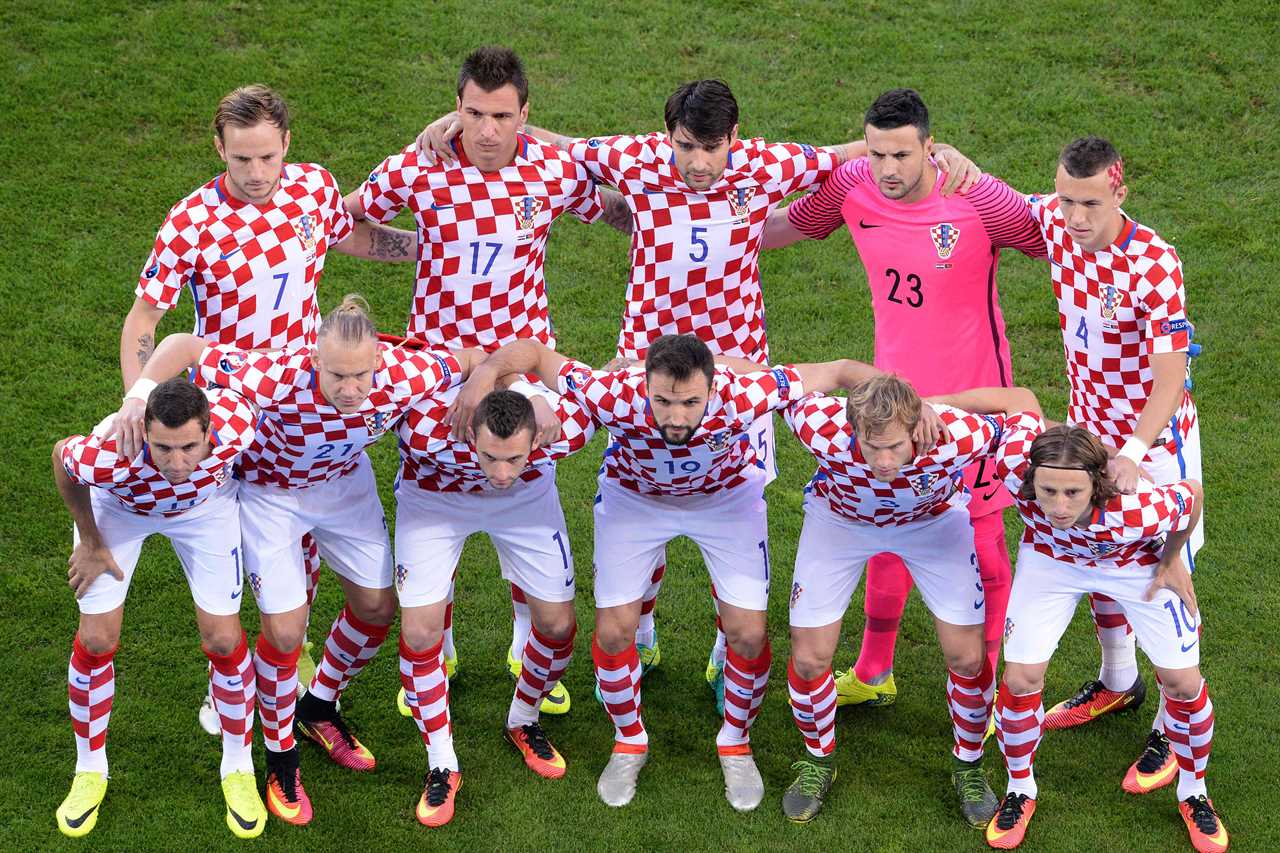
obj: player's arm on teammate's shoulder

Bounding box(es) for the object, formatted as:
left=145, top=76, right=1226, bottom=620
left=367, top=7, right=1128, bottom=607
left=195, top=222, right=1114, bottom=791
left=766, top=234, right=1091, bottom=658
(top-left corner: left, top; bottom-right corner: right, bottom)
left=51, top=439, right=124, bottom=597
left=713, top=355, right=767, bottom=373
left=523, top=124, right=577, bottom=153
left=1109, top=351, right=1187, bottom=494
left=1145, top=478, right=1204, bottom=616
left=415, top=110, right=462, bottom=165
left=446, top=340, right=567, bottom=440
left=114, top=333, right=211, bottom=458
left=925, top=386, right=1043, bottom=417
left=119, top=297, right=168, bottom=389
left=930, top=142, right=982, bottom=195
left=791, top=358, right=881, bottom=394
left=332, top=218, right=418, bottom=262
left=761, top=205, right=810, bottom=250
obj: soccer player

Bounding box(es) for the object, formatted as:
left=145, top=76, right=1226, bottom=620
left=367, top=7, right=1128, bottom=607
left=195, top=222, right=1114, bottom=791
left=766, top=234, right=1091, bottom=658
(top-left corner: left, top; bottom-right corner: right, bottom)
left=956, top=404, right=1224, bottom=852
left=773, top=87, right=1046, bottom=710
left=393, top=385, right=595, bottom=827
left=1027, top=138, right=1203, bottom=785
left=114, top=296, right=487, bottom=827
left=348, top=46, right=607, bottom=713
left=464, top=333, right=887, bottom=812
left=417, top=77, right=981, bottom=706
left=781, top=376, right=1040, bottom=825
left=52, top=378, right=265, bottom=838
left=119, top=84, right=416, bottom=735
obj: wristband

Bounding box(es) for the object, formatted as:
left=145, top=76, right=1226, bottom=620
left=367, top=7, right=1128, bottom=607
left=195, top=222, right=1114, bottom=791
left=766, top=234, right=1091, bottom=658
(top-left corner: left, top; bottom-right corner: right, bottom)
left=1117, top=436, right=1150, bottom=465
left=124, top=377, right=158, bottom=403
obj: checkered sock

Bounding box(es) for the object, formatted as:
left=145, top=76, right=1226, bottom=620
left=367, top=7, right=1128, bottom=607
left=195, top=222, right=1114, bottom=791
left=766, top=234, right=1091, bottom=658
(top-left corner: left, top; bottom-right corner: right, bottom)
left=399, top=636, right=456, bottom=771
left=254, top=635, right=300, bottom=754
left=507, top=625, right=576, bottom=727
left=204, top=632, right=256, bottom=777
left=717, top=641, right=771, bottom=750
left=68, top=635, right=114, bottom=775
left=308, top=605, right=390, bottom=703
left=948, top=661, right=996, bottom=763
left=995, top=683, right=1043, bottom=799
left=787, top=659, right=836, bottom=758
left=635, top=562, right=665, bottom=648
left=592, top=635, right=646, bottom=748
left=509, top=583, right=533, bottom=662
left=1165, top=680, right=1214, bottom=800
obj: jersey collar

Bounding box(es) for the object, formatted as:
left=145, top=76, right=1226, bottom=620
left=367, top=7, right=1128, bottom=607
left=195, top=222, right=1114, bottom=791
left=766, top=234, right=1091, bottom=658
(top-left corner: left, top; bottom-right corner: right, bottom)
left=215, top=166, right=287, bottom=210
left=451, top=134, right=530, bottom=170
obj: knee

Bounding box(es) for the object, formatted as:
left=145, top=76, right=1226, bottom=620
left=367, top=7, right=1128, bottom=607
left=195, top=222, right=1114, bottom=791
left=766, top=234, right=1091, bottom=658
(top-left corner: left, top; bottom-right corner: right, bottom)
left=790, top=649, right=832, bottom=682
left=350, top=589, right=397, bottom=627
left=201, top=622, right=244, bottom=657
left=535, top=606, right=576, bottom=643
left=76, top=625, right=119, bottom=656
left=945, top=648, right=985, bottom=679
left=261, top=619, right=306, bottom=654
left=1159, top=669, right=1203, bottom=701
left=724, top=623, right=767, bottom=660
left=1003, top=665, right=1043, bottom=697
left=595, top=620, right=633, bottom=655
left=400, top=617, right=442, bottom=654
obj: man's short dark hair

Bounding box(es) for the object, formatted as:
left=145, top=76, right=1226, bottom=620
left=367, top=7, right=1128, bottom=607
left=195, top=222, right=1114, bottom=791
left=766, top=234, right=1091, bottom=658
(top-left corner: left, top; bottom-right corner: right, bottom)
left=664, top=80, right=739, bottom=146
left=145, top=378, right=211, bottom=432
left=864, top=88, right=930, bottom=142
left=457, top=46, right=528, bottom=106
left=645, top=334, right=715, bottom=387
left=475, top=390, right=536, bottom=440
left=1059, top=135, right=1121, bottom=179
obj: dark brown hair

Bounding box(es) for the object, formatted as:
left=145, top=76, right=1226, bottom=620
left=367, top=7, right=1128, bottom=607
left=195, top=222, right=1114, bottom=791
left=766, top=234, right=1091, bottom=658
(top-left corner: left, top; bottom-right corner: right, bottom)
left=145, top=378, right=211, bottom=432
left=1019, top=424, right=1119, bottom=510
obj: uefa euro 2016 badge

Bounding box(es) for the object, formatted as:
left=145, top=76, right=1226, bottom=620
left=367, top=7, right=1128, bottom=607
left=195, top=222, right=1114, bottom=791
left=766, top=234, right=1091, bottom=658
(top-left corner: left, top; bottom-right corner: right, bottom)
left=911, top=472, right=936, bottom=496
left=365, top=411, right=389, bottom=435
left=293, top=213, right=320, bottom=260
left=514, top=195, right=543, bottom=242
left=395, top=563, right=409, bottom=592
left=790, top=581, right=803, bottom=609
left=728, top=186, right=755, bottom=222
left=565, top=367, right=591, bottom=391
left=1100, top=284, right=1121, bottom=321
left=930, top=222, right=960, bottom=259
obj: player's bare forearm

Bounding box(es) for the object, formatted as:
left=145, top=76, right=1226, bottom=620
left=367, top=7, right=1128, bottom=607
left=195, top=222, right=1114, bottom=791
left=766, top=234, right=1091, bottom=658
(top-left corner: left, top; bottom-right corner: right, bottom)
left=821, top=139, right=866, bottom=165
left=927, top=386, right=1043, bottom=417
left=713, top=356, right=767, bottom=373
left=795, top=358, right=881, bottom=394
left=343, top=190, right=368, bottom=221
left=599, top=189, right=634, bottom=235
left=478, top=339, right=567, bottom=390
left=120, top=298, right=167, bottom=389
left=524, top=124, right=575, bottom=152
left=1131, top=352, right=1189, bottom=449
left=1160, top=479, right=1203, bottom=565
left=762, top=206, right=809, bottom=250
left=335, top=220, right=417, bottom=262
left=52, top=441, right=102, bottom=545
left=132, top=333, right=209, bottom=387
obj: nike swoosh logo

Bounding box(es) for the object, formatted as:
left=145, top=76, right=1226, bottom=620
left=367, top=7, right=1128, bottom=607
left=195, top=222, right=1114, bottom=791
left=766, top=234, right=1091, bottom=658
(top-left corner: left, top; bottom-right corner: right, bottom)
left=973, top=599, right=985, bottom=609
left=268, top=787, right=299, bottom=817
left=430, top=202, right=452, bottom=210
left=219, top=248, right=242, bottom=260
left=982, top=487, right=1001, bottom=500
left=858, top=219, right=882, bottom=229
left=63, top=805, right=98, bottom=828
left=1180, top=640, right=1199, bottom=652
left=1088, top=694, right=1133, bottom=717
left=74, top=677, right=90, bottom=686
left=542, top=692, right=565, bottom=705
left=564, top=577, right=574, bottom=587
left=227, top=807, right=258, bottom=831
left=642, top=187, right=662, bottom=194
left=231, top=590, right=241, bottom=599
left=314, top=730, right=337, bottom=750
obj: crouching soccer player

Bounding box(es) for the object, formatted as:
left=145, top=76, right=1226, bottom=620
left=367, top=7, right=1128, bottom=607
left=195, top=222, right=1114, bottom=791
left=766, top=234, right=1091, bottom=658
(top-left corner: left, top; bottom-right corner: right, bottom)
left=393, top=385, right=595, bottom=827
left=53, top=378, right=265, bottom=838
left=781, top=376, right=1036, bottom=825
left=114, top=296, right=486, bottom=827
left=964, top=405, right=1225, bottom=852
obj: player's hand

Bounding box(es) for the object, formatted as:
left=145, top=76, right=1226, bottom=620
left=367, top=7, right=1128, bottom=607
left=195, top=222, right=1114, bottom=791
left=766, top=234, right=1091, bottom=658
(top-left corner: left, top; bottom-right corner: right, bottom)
left=600, top=356, right=638, bottom=372
left=912, top=403, right=943, bottom=454
left=68, top=540, right=124, bottom=598
left=1107, top=455, right=1140, bottom=494
left=1145, top=554, right=1198, bottom=618
left=529, top=396, right=562, bottom=449
left=934, top=145, right=982, bottom=196
left=111, top=398, right=148, bottom=460
left=446, top=368, right=497, bottom=442
left=416, top=111, right=462, bottom=166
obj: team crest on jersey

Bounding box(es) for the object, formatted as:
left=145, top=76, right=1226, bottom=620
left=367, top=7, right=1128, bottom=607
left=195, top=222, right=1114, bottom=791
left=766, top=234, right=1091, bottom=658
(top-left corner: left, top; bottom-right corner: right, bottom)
left=365, top=411, right=389, bottom=435
left=789, top=581, right=804, bottom=609
left=911, top=472, right=936, bottom=496
left=514, top=196, right=543, bottom=233
left=212, top=463, right=230, bottom=486
left=1088, top=541, right=1118, bottom=558
left=395, top=563, right=409, bottom=592
left=1100, top=285, right=1121, bottom=320
left=293, top=213, right=320, bottom=258
left=930, top=222, right=960, bottom=259
left=728, top=186, right=755, bottom=220
left=705, top=430, right=732, bottom=452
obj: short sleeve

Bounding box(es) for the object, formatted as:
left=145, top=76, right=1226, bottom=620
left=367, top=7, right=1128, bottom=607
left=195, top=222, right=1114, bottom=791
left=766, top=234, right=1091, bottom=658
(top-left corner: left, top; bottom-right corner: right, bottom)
left=725, top=365, right=806, bottom=425
left=757, top=140, right=838, bottom=197
left=992, top=411, right=1046, bottom=493
left=567, top=134, right=640, bottom=187
left=931, top=406, right=1005, bottom=468
left=1137, top=251, right=1192, bottom=355
left=565, top=159, right=605, bottom=224
left=356, top=146, right=418, bottom=224
left=317, top=166, right=355, bottom=245
left=196, top=344, right=305, bottom=408
left=136, top=206, right=198, bottom=310
left=783, top=394, right=848, bottom=457
left=60, top=433, right=128, bottom=488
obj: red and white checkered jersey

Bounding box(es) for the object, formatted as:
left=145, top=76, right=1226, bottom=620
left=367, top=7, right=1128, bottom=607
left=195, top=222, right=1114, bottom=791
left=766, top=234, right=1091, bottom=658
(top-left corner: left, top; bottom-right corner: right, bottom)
left=196, top=341, right=462, bottom=488
left=60, top=389, right=255, bottom=517
left=357, top=135, right=603, bottom=350
left=1030, top=195, right=1196, bottom=465
left=785, top=398, right=1005, bottom=525
left=568, top=133, right=837, bottom=361
left=556, top=358, right=805, bottom=495
left=396, top=385, right=596, bottom=493
left=138, top=163, right=355, bottom=350
left=995, top=411, right=1197, bottom=569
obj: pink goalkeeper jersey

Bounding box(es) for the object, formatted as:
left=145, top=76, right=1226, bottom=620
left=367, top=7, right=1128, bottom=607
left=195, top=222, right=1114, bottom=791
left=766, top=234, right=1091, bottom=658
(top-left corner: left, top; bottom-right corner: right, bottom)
left=787, top=159, right=1045, bottom=517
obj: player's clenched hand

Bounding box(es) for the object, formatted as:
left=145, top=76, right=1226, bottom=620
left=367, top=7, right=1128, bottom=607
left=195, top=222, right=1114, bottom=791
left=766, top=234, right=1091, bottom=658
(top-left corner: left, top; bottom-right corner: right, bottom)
left=912, top=403, right=942, bottom=453
left=934, top=145, right=982, bottom=196
left=529, top=396, right=562, bottom=449
left=600, top=356, right=638, bottom=372
left=1107, top=455, right=1140, bottom=494
left=446, top=371, right=496, bottom=441
left=68, top=540, right=124, bottom=598
left=416, top=112, right=462, bottom=166
left=1145, top=554, right=1198, bottom=618
left=111, top=399, right=148, bottom=460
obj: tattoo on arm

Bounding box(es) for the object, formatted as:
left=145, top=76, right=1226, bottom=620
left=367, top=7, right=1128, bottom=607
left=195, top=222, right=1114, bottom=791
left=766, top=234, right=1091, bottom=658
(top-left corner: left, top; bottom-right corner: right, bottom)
left=601, top=190, right=633, bottom=235
left=369, top=226, right=415, bottom=260
left=136, top=333, right=154, bottom=370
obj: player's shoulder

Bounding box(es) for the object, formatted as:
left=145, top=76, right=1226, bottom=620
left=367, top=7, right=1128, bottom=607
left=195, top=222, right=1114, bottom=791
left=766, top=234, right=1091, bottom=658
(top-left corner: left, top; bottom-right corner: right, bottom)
left=284, top=161, right=335, bottom=184
left=164, top=177, right=223, bottom=228
left=1121, top=217, right=1180, bottom=269
left=208, top=387, right=257, bottom=438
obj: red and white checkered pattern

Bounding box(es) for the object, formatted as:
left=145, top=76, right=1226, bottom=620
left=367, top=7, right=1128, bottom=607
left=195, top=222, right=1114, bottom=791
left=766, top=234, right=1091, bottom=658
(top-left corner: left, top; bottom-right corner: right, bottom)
left=592, top=636, right=646, bottom=747
left=253, top=636, right=299, bottom=753
left=308, top=605, right=391, bottom=703
left=1031, top=195, right=1196, bottom=464
left=995, top=685, right=1045, bottom=798
left=787, top=660, right=837, bottom=758
left=60, top=389, right=254, bottom=517
left=718, top=642, right=771, bottom=748
left=68, top=635, right=114, bottom=773
left=197, top=341, right=462, bottom=488
left=138, top=163, right=354, bottom=350
left=358, top=136, right=602, bottom=350
left=1165, top=680, right=1214, bottom=799
left=995, top=412, right=1198, bottom=569
left=396, top=385, right=595, bottom=492
left=785, top=399, right=1004, bottom=525
left=206, top=633, right=256, bottom=755
left=569, top=133, right=836, bottom=361
left=399, top=637, right=453, bottom=757
left=557, top=359, right=804, bottom=495
left=948, top=662, right=996, bottom=763
left=508, top=626, right=576, bottom=727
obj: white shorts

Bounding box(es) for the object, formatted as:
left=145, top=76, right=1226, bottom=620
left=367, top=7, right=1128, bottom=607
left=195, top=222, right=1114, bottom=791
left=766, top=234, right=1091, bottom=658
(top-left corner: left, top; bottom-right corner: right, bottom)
left=75, top=485, right=244, bottom=617
left=592, top=472, right=770, bottom=611
left=1142, top=419, right=1204, bottom=561
left=1003, top=544, right=1203, bottom=670
left=393, top=471, right=575, bottom=608
left=788, top=496, right=984, bottom=628
left=239, top=453, right=392, bottom=614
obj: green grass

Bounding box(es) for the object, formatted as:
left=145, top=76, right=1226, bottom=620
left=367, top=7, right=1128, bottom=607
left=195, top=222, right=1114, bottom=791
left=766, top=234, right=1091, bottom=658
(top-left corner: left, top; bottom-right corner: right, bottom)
left=2, top=1, right=1278, bottom=850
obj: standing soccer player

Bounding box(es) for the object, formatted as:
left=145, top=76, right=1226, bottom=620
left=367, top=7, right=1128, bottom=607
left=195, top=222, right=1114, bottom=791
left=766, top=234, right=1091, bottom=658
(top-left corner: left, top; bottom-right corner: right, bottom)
left=120, top=84, right=416, bottom=735
left=782, top=377, right=1040, bottom=825
left=114, top=297, right=487, bottom=827
left=393, top=386, right=595, bottom=827
left=349, top=46, right=605, bottom=712
left=774, top=87, right=1046, bottom=710
left=467, top=333, right=883, bottom=812
left=1027, top=138, right=1203, bottom=789
left=52, top=379, right=265, bottom=838
left=957, top=405, right=1224, bottom=852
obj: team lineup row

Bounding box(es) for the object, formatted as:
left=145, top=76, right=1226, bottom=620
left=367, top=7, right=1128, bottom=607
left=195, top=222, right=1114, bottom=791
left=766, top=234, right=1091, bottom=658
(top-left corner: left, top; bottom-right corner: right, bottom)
left=50, top=45, right=1224, bottom=853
